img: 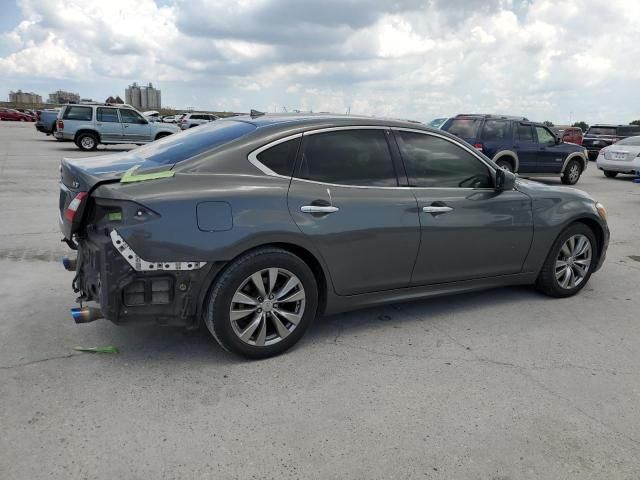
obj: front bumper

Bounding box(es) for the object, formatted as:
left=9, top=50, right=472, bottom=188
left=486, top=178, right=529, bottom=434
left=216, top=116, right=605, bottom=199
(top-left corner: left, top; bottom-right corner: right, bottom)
left=595, top=223, right=610, bottom=273
left=67, top=230, right=218, bottom=327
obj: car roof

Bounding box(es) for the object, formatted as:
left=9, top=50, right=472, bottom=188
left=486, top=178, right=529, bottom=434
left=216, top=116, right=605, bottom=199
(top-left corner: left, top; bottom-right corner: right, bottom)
left=453, top=113, right=529, bottom=121
left=226, top=112, right=427, bottom=130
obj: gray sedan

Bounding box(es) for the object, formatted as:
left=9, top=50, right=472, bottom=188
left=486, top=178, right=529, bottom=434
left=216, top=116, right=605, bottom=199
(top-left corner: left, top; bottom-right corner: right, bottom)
left=58, top=114, right=609, bottom=358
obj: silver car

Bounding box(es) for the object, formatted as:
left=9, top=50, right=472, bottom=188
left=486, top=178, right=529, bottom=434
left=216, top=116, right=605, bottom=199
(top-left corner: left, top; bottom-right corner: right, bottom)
left=178, top=112, right=218, bottom=130
left=55, top=103, right=179, bottom=151
left=596, top=135, right=640, bottom=178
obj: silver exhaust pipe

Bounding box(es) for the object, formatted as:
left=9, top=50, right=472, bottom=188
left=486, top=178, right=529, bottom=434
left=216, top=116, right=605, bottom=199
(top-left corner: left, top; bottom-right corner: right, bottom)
left=70, top=306, right=103, bottom=324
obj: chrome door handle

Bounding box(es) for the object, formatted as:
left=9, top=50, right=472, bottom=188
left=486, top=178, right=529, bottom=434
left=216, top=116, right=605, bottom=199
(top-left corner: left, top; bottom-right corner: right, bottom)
left=423, top=206, right=453, bottom=214
left=301, top=205, right=339, bottom=214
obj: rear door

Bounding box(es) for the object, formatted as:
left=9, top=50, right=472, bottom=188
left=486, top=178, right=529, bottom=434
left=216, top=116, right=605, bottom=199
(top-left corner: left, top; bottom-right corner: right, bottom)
left=286, top=127, right=421, bottom=295
left=96, top=107, right=123, bottom=141
left=394, top=129, right=533, bottom=285
left=479, top=119, right=512, bottom=159
left=513, top=122, right=539, bottom=172
left=119, top=109, right=151, bottom=142
left=534, top=125, right=564, bottom=173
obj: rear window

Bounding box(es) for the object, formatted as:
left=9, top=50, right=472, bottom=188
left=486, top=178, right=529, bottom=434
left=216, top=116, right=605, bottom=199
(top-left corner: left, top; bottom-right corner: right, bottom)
left=587, top=126, right=616, bottom=136
left=63, top=106, right=93, bottom=121
left=615, top=135, right=640, bottom=146
left=442, top=118, right=482, bottom=139
left=130, top=120, right=256, bottom=165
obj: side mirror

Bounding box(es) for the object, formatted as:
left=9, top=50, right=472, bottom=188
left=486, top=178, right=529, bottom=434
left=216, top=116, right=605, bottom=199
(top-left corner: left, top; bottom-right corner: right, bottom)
left=555, top=136, right=562, bottom=144
left=495, top=168, right=516, bottom=192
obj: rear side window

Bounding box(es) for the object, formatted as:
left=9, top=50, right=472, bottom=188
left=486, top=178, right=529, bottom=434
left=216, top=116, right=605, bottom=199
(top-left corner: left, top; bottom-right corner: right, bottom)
left=63, top=106, right=93, bottom=121
left=396, top=131, right=492, bottom=189
left=256, top=138, right=301, bottom=176
left=97, top=108, right=119, bottom=123
left=131, top=120, right=256, bottom=165
left=587, top=126, right=616, bottom=136
left=442, top=118, right=482, bottom=139
left=299, top=130, right=397, bottom=187
left=516, top=123, right=534, bottom=142
left=481, top=120, right=511, bottom=142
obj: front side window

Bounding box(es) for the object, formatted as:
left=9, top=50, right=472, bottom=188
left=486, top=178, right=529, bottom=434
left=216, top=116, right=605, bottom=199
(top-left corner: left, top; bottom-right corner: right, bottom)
left=256, top=138, right=301, bottom=176
left=396, top=131, right=492, bottom=189
left=298, top=130, right=397, bottom=187
left=63, top=106, right=93, bottom=121
left=482, top=120, right=511, bottom=142
left=535, top=126, right=555, bottom=144
left=97, top=108, right=119, bottom=123
left=516, top=123, right=534, bottom=142
left=119, top=109, right=147, bottom=124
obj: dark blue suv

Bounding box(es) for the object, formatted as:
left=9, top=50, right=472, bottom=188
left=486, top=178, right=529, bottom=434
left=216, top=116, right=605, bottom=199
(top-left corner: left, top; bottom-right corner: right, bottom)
left=441, top=114, right=589, bottom=185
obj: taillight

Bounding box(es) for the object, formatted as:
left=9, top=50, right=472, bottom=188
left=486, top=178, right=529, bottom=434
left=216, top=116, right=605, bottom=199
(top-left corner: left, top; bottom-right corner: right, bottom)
left=64, top=192, right=88, bottom=222
left=473, top=142, right=484, bottom=152
left=57, top=119, right=64, bottom=130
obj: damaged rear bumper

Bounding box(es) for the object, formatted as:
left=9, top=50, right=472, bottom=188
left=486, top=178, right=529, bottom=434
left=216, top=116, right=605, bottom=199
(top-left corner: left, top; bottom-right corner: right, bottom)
left=67, top=229, right=221, bottom=327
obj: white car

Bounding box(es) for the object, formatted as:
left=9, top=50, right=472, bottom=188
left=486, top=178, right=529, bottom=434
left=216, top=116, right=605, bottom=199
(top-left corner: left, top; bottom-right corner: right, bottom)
left=179, top=112, right=217, bottom=130
left=596, top=135, right=640, bottom=178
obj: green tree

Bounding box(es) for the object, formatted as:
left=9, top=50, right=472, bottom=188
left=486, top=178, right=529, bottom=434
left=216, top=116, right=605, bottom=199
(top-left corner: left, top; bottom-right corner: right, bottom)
left=543, top=120, right=554, bottom=127
left=630, top=120, right=640, bottom=126
left=572, top=121, right=589, bottom=131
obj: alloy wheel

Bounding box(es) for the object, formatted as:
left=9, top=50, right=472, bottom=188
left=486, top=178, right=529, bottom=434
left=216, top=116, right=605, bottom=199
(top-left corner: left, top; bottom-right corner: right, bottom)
left=555, top=234, right=592, bottom=289
left=229, top=268, right=306, bottom=347
left=81, top=136, right=95, bottom=149
left=568, top=163, right=580, bottom=183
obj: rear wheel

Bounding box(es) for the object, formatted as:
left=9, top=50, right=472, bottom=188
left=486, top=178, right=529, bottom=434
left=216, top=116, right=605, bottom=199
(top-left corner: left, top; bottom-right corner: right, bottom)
left=603, top=170, right=618, bottom=178
left=76, top=132, right=98, bottom=151
left=496, top=159, right=514, bottom=173
left=204, top=248, right=318, bottom=358
left=561, top=159, right=582, bottom=185
left=536, top=223, right=597, bottom=298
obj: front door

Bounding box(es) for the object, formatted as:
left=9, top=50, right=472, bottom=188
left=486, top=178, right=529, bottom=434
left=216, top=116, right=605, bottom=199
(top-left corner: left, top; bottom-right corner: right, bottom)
left=119, top=109, right=151, bottom=143
left=287, top=128, right=421, bottom=295
left=96, top=107, right=123, bottom=141
left=534, top=125, right=564, bottom=173
left=393, top=129, right=533, bottom=285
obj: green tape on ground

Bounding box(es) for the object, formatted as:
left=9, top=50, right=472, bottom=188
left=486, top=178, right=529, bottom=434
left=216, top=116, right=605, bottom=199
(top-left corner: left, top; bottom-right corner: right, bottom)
left=120, top=165, right=174, bottom=183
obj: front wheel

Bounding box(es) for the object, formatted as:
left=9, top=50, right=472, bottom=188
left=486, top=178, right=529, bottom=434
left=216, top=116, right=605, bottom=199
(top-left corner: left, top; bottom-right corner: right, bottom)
left=535, top=223, right=597, bottom=298
left=603, top=170, right=618, bottom=178
left=561, top=159, right=582, bottom=185
left=204, top=248, right=318, bottom=358
left=496, top=159, right=514, bottom=173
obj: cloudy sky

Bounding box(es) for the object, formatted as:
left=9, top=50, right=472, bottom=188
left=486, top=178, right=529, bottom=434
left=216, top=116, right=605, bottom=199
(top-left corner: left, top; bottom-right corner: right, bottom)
left=0, top=0, right=638, bottom=123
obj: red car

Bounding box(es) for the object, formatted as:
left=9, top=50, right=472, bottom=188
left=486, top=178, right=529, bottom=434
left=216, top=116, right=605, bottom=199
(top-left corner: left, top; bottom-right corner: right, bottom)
left=551, top=125, right=583, bottom=145
left=0, top=108, right=36, bottom=122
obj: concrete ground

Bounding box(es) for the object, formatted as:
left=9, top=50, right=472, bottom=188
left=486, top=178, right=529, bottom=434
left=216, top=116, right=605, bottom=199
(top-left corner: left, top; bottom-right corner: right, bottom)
left=1, top=121, right=639, bottom=480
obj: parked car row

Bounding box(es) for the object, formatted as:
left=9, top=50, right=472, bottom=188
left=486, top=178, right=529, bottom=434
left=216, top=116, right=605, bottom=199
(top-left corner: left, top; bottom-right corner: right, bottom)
left=583, top=124, right=640, bottom=160
left=0, top=107, right=36, bottom=122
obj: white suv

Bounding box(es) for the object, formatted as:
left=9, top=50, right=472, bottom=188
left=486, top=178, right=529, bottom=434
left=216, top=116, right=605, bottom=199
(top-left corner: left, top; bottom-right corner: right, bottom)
left=55, top=104, right=180, bottom=151
left=178, top=112, right=217, bottom=130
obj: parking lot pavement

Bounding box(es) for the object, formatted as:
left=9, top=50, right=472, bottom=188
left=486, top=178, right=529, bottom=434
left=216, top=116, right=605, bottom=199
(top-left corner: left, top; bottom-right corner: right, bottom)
left=1, top=121, right=640, bottom=479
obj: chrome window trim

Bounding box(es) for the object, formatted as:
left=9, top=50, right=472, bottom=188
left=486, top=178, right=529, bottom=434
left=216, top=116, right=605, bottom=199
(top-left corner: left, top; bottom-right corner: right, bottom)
left=247, top=125, right=499, bottom=190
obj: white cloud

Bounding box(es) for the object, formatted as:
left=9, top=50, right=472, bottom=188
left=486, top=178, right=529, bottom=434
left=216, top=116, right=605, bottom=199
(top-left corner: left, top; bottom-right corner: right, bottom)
left=1, top=0, right=640, bottom=123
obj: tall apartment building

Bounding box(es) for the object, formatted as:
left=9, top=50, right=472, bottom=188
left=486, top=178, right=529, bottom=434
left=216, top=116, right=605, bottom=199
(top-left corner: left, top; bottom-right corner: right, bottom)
left=9, top=90, right=42, bottom=104
left=48, top=90, right=81, bottom=104
left=125, top=82, right=161, bottom=110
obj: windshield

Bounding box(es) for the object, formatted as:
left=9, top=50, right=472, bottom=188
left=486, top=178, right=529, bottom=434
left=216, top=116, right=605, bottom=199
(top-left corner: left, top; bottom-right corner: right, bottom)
left=615, top=136, right=640, bottom=146
left=586, top=126, right=616, bottom=136
left=131, top=120, right=256, bottom=165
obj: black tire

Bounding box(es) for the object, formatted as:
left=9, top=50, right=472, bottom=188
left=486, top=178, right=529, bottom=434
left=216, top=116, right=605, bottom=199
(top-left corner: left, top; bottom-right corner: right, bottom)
left=561, top=159, right=582, bottom=185
left=496, top=159, right=514, bottom=173
left=604, top=170, right=618, bottom=178
left=154, top=132, right=171, bottom=141
left=76, top=132, right=98, bottom=151
left=204, top=247, right=318, bottom=359
left=535, top=223, right=597, bottom=298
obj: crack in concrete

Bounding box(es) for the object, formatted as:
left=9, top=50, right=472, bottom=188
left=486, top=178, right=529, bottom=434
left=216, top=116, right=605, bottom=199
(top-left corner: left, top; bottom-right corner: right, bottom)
left=0, top=352, right=83, bottom=370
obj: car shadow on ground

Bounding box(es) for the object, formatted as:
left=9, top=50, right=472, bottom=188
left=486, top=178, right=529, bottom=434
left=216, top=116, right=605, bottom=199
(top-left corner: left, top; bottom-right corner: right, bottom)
left=82, top=285, right=540, bottom=365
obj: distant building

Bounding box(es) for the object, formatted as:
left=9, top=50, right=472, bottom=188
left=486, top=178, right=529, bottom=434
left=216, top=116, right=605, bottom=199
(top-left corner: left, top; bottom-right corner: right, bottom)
left=125, top=82, right=161, bottom=110
left=105, top=96, right=124, bottom=104
left=9, top=90, right=42, bottom=104
left=48, top=90, right=81, bottom=104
